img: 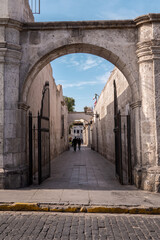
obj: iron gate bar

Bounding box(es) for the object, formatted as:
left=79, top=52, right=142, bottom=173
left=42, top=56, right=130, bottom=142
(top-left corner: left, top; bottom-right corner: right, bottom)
left=38, top=112, right=42, bottom=184
left=41, top=116, right=49, bottom=120
left=117, top=111, right=123, bottom=184
left=113, top=80, right=119, bottom=178
left=29, top=112, right=33, bottom=185
left=127, top=113, right=132, bottom=184
left=41, top=128, right=49, bottom=132
left=33, top=125, right=36, bottom=181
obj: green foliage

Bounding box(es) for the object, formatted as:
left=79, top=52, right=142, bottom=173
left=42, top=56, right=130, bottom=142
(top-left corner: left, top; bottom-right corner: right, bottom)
left=64, top=96, right=75, bottom=112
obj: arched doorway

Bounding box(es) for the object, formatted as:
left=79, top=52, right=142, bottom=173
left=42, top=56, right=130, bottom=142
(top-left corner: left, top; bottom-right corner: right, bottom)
left=21, top=43, right=139, bottom=188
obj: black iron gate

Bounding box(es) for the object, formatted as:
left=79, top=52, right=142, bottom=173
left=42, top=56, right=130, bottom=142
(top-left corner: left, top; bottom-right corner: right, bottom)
left=113, top=80, right=132, bottom=185
left=28, top=82, right=50, bottom=185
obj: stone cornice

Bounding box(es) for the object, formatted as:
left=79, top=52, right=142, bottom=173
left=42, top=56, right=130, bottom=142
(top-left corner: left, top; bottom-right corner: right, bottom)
left=134, top=13, right=160, bottom=26
left=0, top=18, right=23, bottom=31
left=22, top=20, right=136, bottom=31
left=0, top=42, right=21, bottom=52
left=130, top=100, right=141, bottom=109
left=0, top=14, right=159, bottom=31
left=0, top=42, right=21, bottom=64
left=18, top=102, right=30, bottom=111
left=0, top=43, right=21, bottom=62
left=136, top=40, right=160, bottom=61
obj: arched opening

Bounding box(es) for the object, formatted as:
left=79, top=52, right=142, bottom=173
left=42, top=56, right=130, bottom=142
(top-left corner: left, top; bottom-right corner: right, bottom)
left=20, top=43, right=139, bottom=103
left=21, top=44, right=140, bottom=190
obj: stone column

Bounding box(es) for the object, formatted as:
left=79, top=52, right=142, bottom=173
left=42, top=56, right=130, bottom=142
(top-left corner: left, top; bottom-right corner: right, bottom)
left=130, top=101, right=142, bottom=188
left=0, top=19, right=31, bottom=188
left=135, top=14, right=160, bottom=192
left=0, top=0, right=33, bottom=188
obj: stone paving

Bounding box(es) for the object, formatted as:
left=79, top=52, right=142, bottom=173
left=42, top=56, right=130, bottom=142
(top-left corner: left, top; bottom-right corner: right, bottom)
left=0, top=212, right=160, bottom=240
left=0, top=147, right=159, bottom=207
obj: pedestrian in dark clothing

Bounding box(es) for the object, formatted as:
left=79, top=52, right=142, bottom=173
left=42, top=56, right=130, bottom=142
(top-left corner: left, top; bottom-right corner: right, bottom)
left=78, top=138, right=81, bottom=150
left=72, top=137, right=77, bottom=152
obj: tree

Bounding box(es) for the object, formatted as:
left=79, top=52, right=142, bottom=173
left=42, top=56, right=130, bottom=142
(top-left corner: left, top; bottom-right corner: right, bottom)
left=64, top=96, right=75, bottom=112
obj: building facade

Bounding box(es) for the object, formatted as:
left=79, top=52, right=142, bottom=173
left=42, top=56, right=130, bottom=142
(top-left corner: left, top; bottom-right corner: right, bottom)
left=0, top=0, right=160, bottom=191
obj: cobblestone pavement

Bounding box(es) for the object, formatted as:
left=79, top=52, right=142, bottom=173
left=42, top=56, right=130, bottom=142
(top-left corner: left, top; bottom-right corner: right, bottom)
left=0, top=212, right=160, bottom=240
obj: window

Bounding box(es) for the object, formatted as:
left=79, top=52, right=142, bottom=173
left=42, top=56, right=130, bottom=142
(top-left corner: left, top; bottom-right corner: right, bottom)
left=77, top=130, right=79, bottom=134
left=74, top=130, right=76, bottom=133
left=81, top=130, right=83, bottom=133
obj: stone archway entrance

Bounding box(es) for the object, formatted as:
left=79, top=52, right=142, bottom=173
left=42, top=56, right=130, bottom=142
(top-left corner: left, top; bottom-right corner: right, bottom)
left=68, top=114, right=93, bottom=148
left=0, top=0, right=160, bottom=191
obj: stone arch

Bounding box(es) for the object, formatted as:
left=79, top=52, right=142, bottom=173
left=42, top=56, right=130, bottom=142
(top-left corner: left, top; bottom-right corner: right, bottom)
left=19, top=37, right=142, bottom=190
left=20, top=43, right=139, bottom=103
left=68, top=120, right=90, bottom=126
left=68, top=112, right=93, bottom=125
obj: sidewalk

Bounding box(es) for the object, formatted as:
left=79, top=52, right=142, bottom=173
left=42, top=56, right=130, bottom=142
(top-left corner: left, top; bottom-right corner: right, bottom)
left=0, top=146, right=159, bottom=213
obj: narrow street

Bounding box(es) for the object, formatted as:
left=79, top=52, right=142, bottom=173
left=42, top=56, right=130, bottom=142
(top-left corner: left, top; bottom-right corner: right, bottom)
left=0, top=146, right=159, bottom=206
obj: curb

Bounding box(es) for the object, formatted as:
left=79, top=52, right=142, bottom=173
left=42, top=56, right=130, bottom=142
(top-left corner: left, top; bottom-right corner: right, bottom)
left=0, top=203, right=160, bottom=214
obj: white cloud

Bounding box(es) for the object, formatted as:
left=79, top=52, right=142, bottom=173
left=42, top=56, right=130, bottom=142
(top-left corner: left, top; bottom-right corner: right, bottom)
left=62, top=80, right=98, bottom=88
left=96, top=71, right=111, bottom=84
left=57, top=56, right=68, bottom=64
left=60, top=55, right=103, bottom=71
left=61, top=71, right=112, bottom=89
left=80, top=56, right=103, bottom=70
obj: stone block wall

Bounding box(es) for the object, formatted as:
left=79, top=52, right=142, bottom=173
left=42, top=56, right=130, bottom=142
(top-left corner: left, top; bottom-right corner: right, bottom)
left=0, top=0, right=34, bottom=22
left=92, top=68, right=131, bottom=165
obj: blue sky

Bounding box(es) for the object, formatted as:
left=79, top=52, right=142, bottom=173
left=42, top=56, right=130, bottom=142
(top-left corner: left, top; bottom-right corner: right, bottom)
left=51, top=54, right=114, bottom=111
left=33, top=0, right=160, bottom=111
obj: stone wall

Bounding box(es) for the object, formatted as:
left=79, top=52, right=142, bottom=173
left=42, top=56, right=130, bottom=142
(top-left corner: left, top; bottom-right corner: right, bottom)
left=0, top=0, right=34, bottom=22
left=92, top=68, right=131, bottom=166
left=26, top=64, right=68, bottom=181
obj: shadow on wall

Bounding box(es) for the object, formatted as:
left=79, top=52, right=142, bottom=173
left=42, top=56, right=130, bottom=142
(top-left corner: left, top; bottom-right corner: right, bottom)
left=91, top=86, right=137, bottom=180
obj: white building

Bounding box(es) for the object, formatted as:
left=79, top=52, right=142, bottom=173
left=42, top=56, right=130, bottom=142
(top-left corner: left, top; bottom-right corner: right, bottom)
left=71, top=124, right=84, bottom=140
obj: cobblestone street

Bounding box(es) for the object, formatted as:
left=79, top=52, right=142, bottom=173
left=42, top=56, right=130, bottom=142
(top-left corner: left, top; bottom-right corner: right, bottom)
left=0, top=212, right=160, bottom=240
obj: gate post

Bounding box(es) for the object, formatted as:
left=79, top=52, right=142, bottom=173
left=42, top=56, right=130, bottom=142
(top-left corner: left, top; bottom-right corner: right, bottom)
left=135, top=14, right=160, bottom=192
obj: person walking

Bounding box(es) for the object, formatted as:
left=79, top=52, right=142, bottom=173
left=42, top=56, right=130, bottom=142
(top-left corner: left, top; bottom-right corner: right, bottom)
left=78, top=138, right=81, bottom=150
left=72, top=137, right=77, bottom=152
